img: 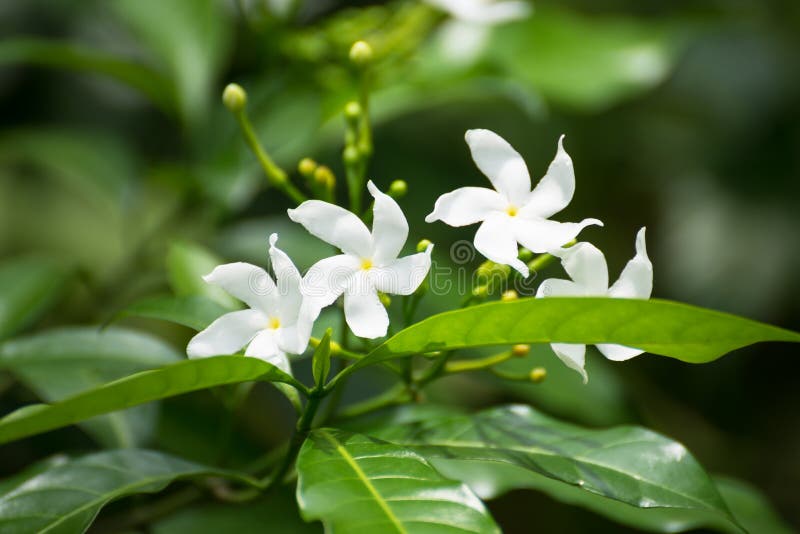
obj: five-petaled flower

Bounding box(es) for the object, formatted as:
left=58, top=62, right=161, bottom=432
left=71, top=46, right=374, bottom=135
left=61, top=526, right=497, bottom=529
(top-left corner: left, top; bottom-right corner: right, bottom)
left=187, top=234, right=313, bottom=374
left=536, top=228, right=653, bottom=382
left=289, top=181, right=433, bottom=339
left=426, top=129, right=602, bottom=277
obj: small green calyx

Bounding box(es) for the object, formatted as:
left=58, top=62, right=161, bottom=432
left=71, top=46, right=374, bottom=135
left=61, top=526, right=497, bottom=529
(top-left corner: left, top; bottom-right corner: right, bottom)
left=222, top=83, right=247, bottom=113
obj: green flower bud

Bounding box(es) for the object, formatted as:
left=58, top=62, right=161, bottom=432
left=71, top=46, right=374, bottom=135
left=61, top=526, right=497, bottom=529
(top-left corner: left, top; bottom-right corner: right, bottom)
left=349, top=40, right=373, bottom=66
left=512, top=344, right=530, bottom=357
left=501, top=290, right=518, bottom=301
left=343, top=145, right=360, bottom=164
left=344, top=101, right=362, bottom=121
left=298, top=158, right=317, bottom=177
left=416, top=239, right=432, bottom=253
left=222, top=83, right=247, bottom=113
left=313, top=165, right=335, bottom=186
left=529, top=367, right=547, bottom=383
left=388, top=179, right=408, bottom=198
left=518, top=248, right=533, bottom=262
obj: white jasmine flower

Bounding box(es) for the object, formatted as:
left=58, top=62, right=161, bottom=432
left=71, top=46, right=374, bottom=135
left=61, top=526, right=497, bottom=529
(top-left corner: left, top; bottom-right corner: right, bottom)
left=289, top=181, right=433, bottom=339
left=426, top=129, right=602, bottom=277
left=187, top=234, right=312, bottom=374
left=536, top=228, right=653, bottom=382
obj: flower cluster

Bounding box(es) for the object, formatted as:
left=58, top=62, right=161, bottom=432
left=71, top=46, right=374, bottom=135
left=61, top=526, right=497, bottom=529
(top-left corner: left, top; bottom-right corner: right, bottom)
left=188, top=129, right=652, bottom=382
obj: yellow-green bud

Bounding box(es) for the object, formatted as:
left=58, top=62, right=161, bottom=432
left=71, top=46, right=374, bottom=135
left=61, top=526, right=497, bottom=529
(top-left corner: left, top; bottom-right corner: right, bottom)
left=222, top=83, right=247, bottom=113
left=388, top=179, right=408, bottom=198
left=512, top=344, right=530, bottom=357
left=344, top=101, right=362, bottom=121
left=313, top=165, right=335, bottom=186
left=518, top=248, right=533, bottom=262
left=472, top=285, right=489, bottom=298
left=529, top=367, right=547, bottom=383
left=298, top=158, right=317, bottom=177
left=501, top=290, right=518, bottom=301
left=378, top=292, right=391, bottom=307
left=349, top=40, right=373, bottom=66
left=343, top=145, right=360, bottom=164
left=416, top=239, right=432, bottom=253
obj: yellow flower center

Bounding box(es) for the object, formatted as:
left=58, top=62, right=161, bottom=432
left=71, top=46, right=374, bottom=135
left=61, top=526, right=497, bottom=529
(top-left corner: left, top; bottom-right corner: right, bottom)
left=360, top=258, right=373, bottom=270
left=267, top=317, right=281, bottom=330
left=506, top=205, right=518, bottom=217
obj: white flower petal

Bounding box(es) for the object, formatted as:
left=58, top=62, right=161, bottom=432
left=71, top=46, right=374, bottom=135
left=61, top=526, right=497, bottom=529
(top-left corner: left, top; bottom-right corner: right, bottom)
left=465, top=129, right=531, bottom=204
left=535, top=278, right=586, bottom=298
left=288, top=200, right=372, bottom=258
left=203, top=263, right=278, bottom=315
left=608, top=227, right=653, bottom=299
left=187, top=309, right=266, bottom=358
left=368, top=181, right=409, bottom=264
left=551, top=343, right=588, bottom=384
left=520, top=135, right=575, bottom=219
left=425, top=0, right=531, bottom=24
left=514, top=217, right=603, bottom=254
left=301, top=254, right=361, bottom=311
left=344, top=273, right=389, bottom=339
left=245, top=330, right=291, bottom=373
left=268, top=234, right=303, bottom=323
left=550, top=242, right=609, bottom=294
left=425, top=186, right=506, bottom=226
left=596, top=343, right=644, bottom=362
left=474, top=214, right=529, bottom=277
left=373, top=246, right=433, bottom=296
left=276, top=323, right=310, bottom=355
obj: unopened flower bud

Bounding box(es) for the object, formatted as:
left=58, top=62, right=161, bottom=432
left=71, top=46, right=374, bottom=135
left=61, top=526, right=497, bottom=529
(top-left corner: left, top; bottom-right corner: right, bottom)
left=298, top=158, right=317, bottom=177
left=501, top=290, right=518, bottom=301
left=349, top=40, right=373, bottom=66
left=511, top=344, right=530, bottom=357
left=518, top=248, right=533, bottom=262
left=222, top=83, right=247, bottom=113
left=343, top=145, right=360, bottom=164
left=416, top=239, right=432, bottom=253
left=313, top=165, right=334, bottom=186
left=344, top=101, right=362, bottom=121
left=388, top=179, right=408, bottom=198
left=529, top=367, right=547, bottom=383
left=472, top=285, right=489, bottom=298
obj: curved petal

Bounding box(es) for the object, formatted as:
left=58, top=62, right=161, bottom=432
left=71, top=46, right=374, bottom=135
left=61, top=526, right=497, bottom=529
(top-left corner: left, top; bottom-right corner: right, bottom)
left=514, top=217, right=603, bottom=254
left=521, top=135, right=575, bottom=219
left=245, top=330, right=291, bottom=373
left=368, top=181, right=409, bottom=264
left=608, top=227, right=653, bottom=299
left=550, top=242, right=609, bottom=294
left=204, top=263, right=277, bottom=315
left=269, top=234, right=303, bottom=323
left=275, top=322, right=309, bottom=356
left=301, top=254, right=360, bottom=312
left=465, top=129, right=530, bottom=204
left=187, top=309, right=266, bottom=358
left=288, top=200, right=372, bottom=258
left=596, top=343, right=644, bottom=362
left=373, top=245, right=433, bottom=296
left=474, top=214, right=529, bottom=277
left=535, top=278, right=586, bottom=298
left=344, top=273, right=389, bottom=339
left=425, top=187, right=506, bottom=227
left=551, top=343, right=588, bottom=384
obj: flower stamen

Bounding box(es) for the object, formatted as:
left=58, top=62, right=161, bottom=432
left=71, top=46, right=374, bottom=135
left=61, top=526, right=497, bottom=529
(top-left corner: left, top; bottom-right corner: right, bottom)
left=267, top=317, right=281, bottom=330
left=506, top=205, right=518, bottom=217
left=360, top=258, right=373, bottom=270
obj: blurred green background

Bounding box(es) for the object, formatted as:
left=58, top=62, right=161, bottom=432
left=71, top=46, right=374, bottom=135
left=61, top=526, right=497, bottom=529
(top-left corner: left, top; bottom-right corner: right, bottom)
left=1, top=0, right=799, bottom=532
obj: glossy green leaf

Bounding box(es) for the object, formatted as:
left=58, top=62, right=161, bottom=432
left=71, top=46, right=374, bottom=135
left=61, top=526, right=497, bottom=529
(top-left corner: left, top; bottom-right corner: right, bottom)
left=0, top=257, right=70, bottom=341
left=311, top=329, right=332, bottom=388
left=715, top=476, right=794, bottom=534
left=0, top=38, right=174, bottom=114
left=374, top=404, right=743, bottom=533
left=0, top=356, right=301, bottom=445
left=348, top=298, right=800, bottom=376
left=0, top=449, right=257, bottom=534
left=166, top=242, right=239, bottom=309
left=113, top=295, right=230, bottom=331
left=0, top=327, right=180, bottom=447
left=296, top=429, right=499, bottom=533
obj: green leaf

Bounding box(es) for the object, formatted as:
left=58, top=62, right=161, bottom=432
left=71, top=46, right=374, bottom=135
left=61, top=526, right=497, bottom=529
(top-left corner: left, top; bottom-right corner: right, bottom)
left=489, top=8, right=685, bottom=110
left=166, top=242, right=239, bottom=309
left=113, top=295, right=230, bottom=331
left=348, top=298, right=800, bottom=376
left=0, top=327, right=180, bottom=447
left=715, top=476, right=794, bottom=534
left=0, top=449, right=258, bottom=534
left=0, top=356, right=301, bottom=446
left=0, top=257, right=70, bottom=341
left=311, top=329, right=332, bottom=388
left=296, top=429, right=500, bottom=533
left=0, top=38, right=174, bottom=114
left=374, top=404, right=743, bottom=533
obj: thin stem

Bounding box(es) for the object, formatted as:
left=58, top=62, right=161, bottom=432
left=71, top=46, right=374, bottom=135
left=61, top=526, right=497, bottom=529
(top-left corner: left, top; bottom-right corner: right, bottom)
left=333, top=384, right=411, bottom=421
left=445, top=351, right=513, bottom=374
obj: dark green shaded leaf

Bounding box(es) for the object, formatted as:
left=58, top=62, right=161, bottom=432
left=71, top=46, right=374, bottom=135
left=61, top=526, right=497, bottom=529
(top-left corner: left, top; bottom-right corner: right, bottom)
left=0, top=356, right=301, bottom=445
left=114, top=295, right=230, bottom=331
left=0, top=449, right=257, bottom=534
left=296, top=429, right=499, bottom=533
left=166, top=242, right=239, bottom=309
left=716, top=476, right=794, bottom=534
left=0, top=257, right=70, bottom=341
